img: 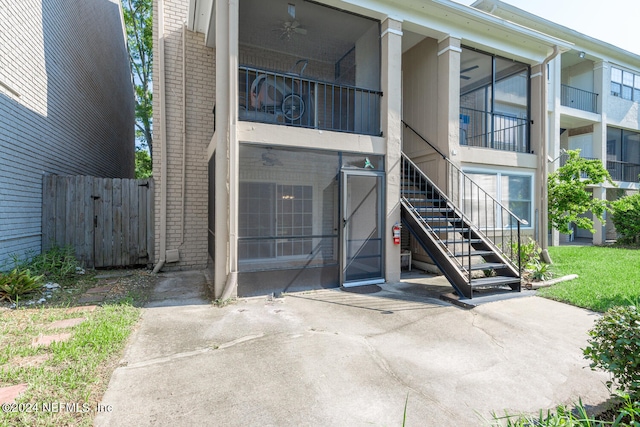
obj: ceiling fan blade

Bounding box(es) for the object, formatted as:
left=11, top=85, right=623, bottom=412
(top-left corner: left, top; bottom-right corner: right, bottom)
left=294, top=27, right=307, bottom=35
left=460, top=65, right=479, bottom=74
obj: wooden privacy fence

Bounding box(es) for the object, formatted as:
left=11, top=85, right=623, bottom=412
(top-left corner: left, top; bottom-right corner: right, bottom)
left=42, top=175, right=154, bottom=268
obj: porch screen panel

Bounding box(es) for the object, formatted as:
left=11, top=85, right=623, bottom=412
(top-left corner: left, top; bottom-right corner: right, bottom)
left=238, top=144, right=339, bottom=272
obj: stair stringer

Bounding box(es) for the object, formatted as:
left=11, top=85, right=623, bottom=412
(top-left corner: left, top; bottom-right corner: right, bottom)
left=401, top=201, right=473, bottom=299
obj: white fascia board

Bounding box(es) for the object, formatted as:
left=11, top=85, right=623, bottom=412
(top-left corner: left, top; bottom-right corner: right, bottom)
left=188, top=0, right=214, bottom=36
left=187, top=0, right=197, bottom=31
left=338, top=0, right=571, bottom=62
left=204, top=0, right=215, bottom=48
left=473, top=0, right=640, bottom=68
left=430, top=0, right=572, bottom=49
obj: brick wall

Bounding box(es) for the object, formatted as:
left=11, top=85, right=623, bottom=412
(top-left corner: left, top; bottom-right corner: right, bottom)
left=153, top=0, right=214, bottom=269
left=0, top=0, right=134, bottom=264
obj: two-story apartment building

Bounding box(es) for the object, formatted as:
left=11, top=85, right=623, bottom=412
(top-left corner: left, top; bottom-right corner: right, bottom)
left=0, top=0, right=135, bottom=266
left=473, top=0, right=640, bottom=246
left=154, top=0, right=586, bottom=299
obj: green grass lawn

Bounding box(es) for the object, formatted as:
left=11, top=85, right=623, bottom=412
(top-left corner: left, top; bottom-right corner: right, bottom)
left=537, top=245, right=640, bottom=312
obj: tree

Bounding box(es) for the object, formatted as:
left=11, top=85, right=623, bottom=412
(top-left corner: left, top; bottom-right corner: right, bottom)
left=610, top=192, right=640, bottom=244
left=122, top=0, right=153, bottom=157
left=548, top=149, right=613, bottom=234
left=135, top=148, right=153, bottom=178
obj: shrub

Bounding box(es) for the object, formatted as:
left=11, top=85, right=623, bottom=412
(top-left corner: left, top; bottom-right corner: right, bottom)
left=24, top=245, right=79, bottom=280
left=583, top=303, right=640, bottom=399
left=510, top=237, right=541, bottom=268
left=528, top=260, right=552, bottom=281
left=611, top=192, right=640, bottom=244
left=0, top=268, right=44, bottom=302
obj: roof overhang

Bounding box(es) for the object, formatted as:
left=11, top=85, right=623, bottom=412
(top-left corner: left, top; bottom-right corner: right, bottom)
left=472, top=0, right=640, bottom=69
left=186, top=0, right=573, bottom=62
left=187, top=0, right=215, bottom=47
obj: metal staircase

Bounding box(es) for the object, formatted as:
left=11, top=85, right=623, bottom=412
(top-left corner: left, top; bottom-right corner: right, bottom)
left=401, top=122, right=525, bottom=299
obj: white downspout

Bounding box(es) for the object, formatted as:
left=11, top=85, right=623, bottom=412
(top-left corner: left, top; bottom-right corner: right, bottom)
left=180, top=22, right=187, bottom=245
left=153, top=0, right=168, bottom=274
left=540, top=45, right=560, bottom=263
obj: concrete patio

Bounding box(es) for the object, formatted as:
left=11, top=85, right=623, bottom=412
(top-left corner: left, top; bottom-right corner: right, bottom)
left=94, top=270, right=610, bottom=426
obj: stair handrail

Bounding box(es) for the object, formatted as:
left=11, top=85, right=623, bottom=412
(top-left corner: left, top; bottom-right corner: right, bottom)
left=401, top=120, right=527, bottom=226
left=402, top=121, right=526, bottom=276
left=400, top=155, right=469, bottom=273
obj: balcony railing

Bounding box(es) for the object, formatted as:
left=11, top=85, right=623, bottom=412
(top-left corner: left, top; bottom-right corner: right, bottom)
left=607, top=160, right=640, bottom=182
left=560, top=84, right=598, bottom=113
left=558, top=153, right=599, bottom=179
left=459, top=107, right=529, bottom=153
left=238, top=65, right=382, bottom=136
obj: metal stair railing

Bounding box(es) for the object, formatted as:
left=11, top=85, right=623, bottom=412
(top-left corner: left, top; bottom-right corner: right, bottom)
left=402, top=120, right=525, bottom=277
left=401, top=154, right=472, bottom=284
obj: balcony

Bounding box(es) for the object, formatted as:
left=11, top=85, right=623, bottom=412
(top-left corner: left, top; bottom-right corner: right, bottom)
left=607, top=160, right=640, bottom=183
left=239, top=65, right=381, bottom=136
left=561, top=84, right=598, bottom=113
left=459, top=107, right=529, bottom=153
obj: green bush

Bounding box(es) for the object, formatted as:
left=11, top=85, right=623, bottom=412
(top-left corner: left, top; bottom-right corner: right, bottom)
left=510, top=237, right=541, bottom=268
left=611, top=192, right=640, bottom=244
left=0, top=268, right=44, bottom=302
left=21, top=245, right=79, bottom=280
left=491, top=396, right=640, bottom=426
left=584, top=303, right=640, bottom=399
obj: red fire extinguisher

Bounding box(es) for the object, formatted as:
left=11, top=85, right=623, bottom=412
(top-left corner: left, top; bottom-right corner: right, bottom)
left=392, top=223, right=401, bottom=245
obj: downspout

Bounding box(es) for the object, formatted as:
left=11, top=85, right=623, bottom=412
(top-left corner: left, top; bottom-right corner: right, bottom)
left=153, top=0, right=168, bottom=274
left=181, top=22, right=187, bottom=244
left=539, top=45, right=560, bottom=263
left=219, top=0, right=239, bottom=300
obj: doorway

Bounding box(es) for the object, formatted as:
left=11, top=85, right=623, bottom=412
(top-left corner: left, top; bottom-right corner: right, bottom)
left=341, top=170, right=384, bottom=286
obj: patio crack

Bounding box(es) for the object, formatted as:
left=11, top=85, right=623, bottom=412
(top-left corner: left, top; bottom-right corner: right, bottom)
left=360, top=335, right=460, bottom=419
left=471, top=313, right=505, bottom=351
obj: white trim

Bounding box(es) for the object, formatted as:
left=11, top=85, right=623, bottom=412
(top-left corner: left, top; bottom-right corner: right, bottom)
left=461, top=167, right=534, bottom=229
left=529, top=72, right=543, bottom=79
left=342, top=278, right=385, bottom=288
left=381, top=28, right=403, bottom=38
left=437, top=45, right=462, bottom=56
left=0, top=80, right=20, bottom=97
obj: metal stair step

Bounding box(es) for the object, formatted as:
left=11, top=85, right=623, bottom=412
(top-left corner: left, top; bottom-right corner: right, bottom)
left=468, top=262, right=508, bottom=271
left=470, top=276, right=521, bottom=287
left=431, top=226, right=470, bottom=233
left=420, top=216, right=462, bottom=222
left=451, top=250, right=493, bottom=257
left=442, top=238, right=483, bottom=245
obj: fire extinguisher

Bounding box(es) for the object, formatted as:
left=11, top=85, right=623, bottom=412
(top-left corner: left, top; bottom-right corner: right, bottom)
left=392, top=223, right=401, bottom=245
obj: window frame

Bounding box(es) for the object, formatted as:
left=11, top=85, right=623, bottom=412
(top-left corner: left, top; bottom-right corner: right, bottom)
left=238, top=180, right=316, bottom=262
left=461, top=167, right=534, bottom=229
left=611, top=66, right=640, bottom=102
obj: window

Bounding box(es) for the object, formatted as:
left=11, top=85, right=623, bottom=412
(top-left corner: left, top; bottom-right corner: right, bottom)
left=611, top=67, right=640, bottom=101
left=463, top=170, right=533, bottom=228
left=239, top=182, right=313, bottom=260
left=611, top=68, right=622, bottom=97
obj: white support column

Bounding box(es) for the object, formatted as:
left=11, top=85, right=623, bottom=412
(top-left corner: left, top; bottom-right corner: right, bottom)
left=381, top=18, right=403, bottom=284
left=592, top=60, right=609, bottom=245
left=547, top=57, right=562, bottom=246
left=436, top=37, right=461, bottom=195
left=214, top=0, right=239, bottom=298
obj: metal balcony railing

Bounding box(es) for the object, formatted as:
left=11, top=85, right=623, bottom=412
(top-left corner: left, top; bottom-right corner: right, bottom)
left=560, top=84, right=598, bottom=113
left=607, top=160, right=640, bottom=182
left=459, top=107, right=529, bottom=153
left=238, top=65, right=382, bottom=136
left=558, top=153, right=599, bottom=179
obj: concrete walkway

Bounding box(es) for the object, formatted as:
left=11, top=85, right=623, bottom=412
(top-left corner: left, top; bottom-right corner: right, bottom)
left=94, top=271, right=610, bottom=427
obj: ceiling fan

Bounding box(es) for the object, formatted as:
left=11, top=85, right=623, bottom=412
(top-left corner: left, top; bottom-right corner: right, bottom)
left=276, top=3, right=307, bottom=40
left=460, top=65, right=479, bottom=80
